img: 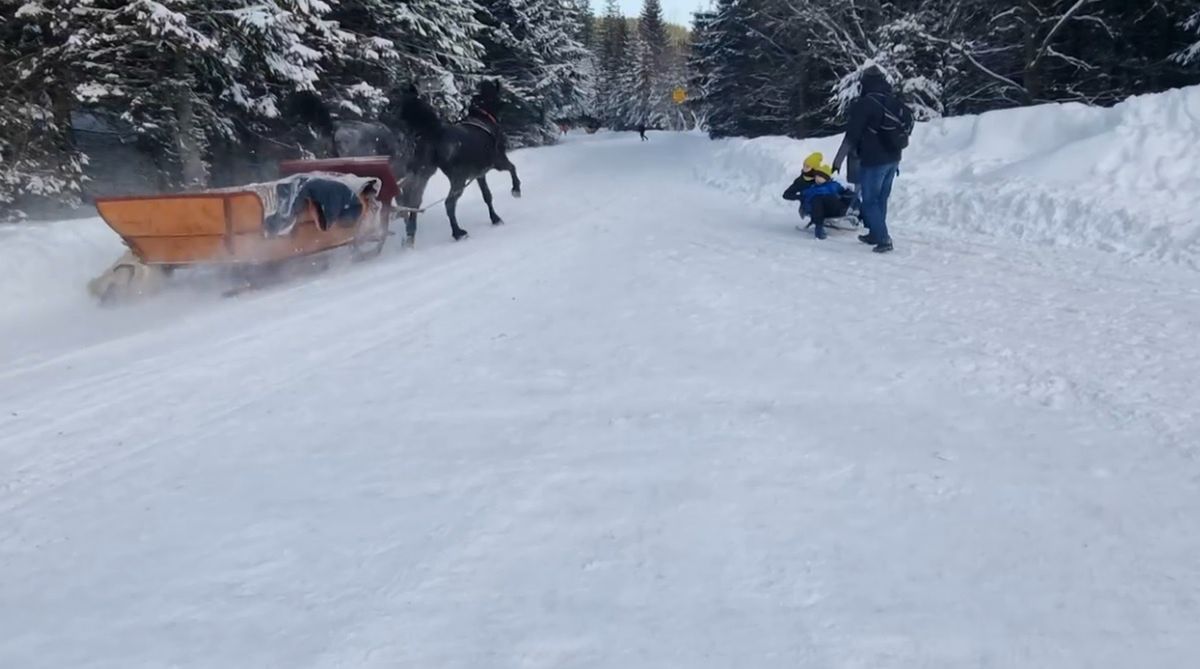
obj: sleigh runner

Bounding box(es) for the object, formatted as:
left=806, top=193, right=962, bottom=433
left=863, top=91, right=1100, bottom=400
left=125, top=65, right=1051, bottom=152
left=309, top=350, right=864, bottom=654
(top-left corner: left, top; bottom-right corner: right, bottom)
left=88, top=157, right=399, bottom=303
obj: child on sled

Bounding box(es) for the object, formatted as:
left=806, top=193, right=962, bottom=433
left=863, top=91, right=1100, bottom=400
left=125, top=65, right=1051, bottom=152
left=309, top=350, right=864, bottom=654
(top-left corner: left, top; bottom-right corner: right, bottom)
left=782, top=152, right=859, bottom=240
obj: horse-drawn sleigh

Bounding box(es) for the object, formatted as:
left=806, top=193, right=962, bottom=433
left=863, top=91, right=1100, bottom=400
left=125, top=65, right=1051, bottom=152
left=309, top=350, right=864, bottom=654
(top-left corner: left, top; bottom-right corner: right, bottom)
left=87, top=82, right=522, bottom=304
left=87, top=157, right=400, bottom=303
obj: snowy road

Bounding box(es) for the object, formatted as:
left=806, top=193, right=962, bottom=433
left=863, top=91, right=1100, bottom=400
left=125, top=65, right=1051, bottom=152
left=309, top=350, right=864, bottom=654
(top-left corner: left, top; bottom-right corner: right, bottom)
left=3, top=131, right=1200, bottom=668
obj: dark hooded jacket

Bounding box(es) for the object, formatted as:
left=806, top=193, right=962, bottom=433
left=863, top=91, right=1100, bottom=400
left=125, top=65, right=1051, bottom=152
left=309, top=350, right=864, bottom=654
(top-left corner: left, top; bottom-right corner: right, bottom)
left=834, top=70, right=902, bottom=169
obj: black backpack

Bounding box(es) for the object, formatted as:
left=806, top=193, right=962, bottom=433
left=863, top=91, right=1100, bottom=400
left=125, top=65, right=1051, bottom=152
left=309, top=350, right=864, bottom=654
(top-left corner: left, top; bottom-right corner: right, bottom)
left=868, top=92, right=914, bottom=153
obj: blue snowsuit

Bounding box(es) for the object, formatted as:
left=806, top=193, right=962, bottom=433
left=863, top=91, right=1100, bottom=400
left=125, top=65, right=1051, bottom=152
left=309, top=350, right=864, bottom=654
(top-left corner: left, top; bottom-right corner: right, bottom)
left=783, top=175, right=853, bottom=237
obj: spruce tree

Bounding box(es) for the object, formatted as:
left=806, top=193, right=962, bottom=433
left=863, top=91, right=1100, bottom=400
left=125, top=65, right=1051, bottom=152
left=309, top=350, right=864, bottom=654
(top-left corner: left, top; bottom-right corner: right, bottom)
left=697, top=0, right=756, bottom=138
left=634, top=0, right=672, bottom=129
left=476, top=0, right=592, bottom=144
left=686, top=8, right=719, bottom=129
left=64, top=0, right=344, bottom=188
left=327, top=0, right=484, bottom=116
left=1171, top=3, right=1200, bottom=65
left=1180, top=8, right=1200, bottom=64
left=0, top=0, right=84, bottom=220
left=561, top=0, right=599, bottom=124
left=596, top=0, right=632, bottom=128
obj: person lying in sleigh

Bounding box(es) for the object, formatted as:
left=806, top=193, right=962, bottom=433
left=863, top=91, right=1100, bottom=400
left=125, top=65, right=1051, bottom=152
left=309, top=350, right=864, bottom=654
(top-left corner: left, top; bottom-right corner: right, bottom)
left=782, top=152, right=859, bottom=239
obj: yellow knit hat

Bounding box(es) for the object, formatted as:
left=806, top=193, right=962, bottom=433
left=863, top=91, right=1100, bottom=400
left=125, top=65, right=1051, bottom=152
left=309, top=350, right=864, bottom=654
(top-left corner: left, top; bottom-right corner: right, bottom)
left=802, top=152, right=824, bottom=171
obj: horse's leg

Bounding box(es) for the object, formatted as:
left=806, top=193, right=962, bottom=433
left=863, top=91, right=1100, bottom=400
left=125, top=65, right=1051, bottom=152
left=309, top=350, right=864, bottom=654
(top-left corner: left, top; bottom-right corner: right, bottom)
left=478, top=174, right=503, bottom=225
left=400, top=169, right=432, bottom=247
left=496, top=151, right=521, bottom=198
left=446, top=177, right=469, bottom=240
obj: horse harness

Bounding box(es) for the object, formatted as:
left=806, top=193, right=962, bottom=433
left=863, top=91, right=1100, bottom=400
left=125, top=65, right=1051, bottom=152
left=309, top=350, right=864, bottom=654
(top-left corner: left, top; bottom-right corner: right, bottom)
left=458, top=108, right=501, bottom=146
left=460, top=118, right=497, bottom=138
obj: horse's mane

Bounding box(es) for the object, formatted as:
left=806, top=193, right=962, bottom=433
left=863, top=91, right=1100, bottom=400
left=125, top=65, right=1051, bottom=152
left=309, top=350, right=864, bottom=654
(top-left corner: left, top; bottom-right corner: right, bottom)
left=399, top=80, right=507, bottom=139
left=399, top=90, right=445, bottom=138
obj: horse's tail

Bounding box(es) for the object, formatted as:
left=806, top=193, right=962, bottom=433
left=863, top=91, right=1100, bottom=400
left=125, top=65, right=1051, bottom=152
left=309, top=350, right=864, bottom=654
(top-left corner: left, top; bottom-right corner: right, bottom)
left=399, top=91, right=445, bottom=140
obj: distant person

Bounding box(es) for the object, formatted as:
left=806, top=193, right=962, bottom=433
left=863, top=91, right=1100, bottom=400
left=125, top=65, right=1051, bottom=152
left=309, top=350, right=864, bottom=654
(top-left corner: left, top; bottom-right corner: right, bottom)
left=638, top=123, right=648, bottom=141
left=782, top=152, right=854, bottom=240
left=832, top=67, right=913, bottom=254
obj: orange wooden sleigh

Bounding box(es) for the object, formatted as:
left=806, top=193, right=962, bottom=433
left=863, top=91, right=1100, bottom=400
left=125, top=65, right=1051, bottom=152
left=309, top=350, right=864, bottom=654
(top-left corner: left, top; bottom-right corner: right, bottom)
left=88, top=157, right=400, bottom=303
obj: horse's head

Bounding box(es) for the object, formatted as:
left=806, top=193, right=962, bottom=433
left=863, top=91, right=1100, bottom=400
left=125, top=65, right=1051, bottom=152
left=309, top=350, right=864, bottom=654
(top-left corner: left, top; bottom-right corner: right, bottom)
left=469, top=80, right=503, bottom=121
left=399, top=90, right=445, bottom=139
left=287, top=91, right=335, bottom=135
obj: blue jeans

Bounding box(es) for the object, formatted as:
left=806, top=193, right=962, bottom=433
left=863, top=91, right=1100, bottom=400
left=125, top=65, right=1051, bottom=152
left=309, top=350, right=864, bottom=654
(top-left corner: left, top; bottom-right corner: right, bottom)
left=858, top=162, right=898, bottom=243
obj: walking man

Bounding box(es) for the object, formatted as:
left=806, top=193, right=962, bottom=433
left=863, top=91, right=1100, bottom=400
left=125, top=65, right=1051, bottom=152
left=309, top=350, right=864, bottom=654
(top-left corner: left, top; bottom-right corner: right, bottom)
left=832, top=67, right=908, bottom=253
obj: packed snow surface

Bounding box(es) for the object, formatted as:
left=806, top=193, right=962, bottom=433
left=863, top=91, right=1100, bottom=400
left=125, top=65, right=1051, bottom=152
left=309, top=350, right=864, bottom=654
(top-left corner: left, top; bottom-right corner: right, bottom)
left=3, top=89, right=1200, bottom=668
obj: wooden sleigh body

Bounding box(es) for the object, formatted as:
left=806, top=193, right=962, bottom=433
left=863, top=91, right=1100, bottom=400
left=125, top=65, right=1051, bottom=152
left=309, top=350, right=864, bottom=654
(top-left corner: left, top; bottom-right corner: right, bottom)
left=88, top=157, right=400, bottom=303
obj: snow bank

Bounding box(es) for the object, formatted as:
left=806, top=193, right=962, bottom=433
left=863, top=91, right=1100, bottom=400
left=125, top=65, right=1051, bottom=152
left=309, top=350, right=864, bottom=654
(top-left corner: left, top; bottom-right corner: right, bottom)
left=695, top=85, right=1200, bottom=266
left=0, top=218, right=125, bottom=321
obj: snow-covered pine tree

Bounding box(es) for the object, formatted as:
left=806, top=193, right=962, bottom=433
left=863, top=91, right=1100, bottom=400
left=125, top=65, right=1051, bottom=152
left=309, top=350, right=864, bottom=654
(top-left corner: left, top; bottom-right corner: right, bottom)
left=693, top=0, right=1200, bottom=141
left=687, top=0, right=805, bottom=136
left=528, top=0, right=592, bottom=139
left=558, top=0, right=599, bottom=125
left=748, top=0, right=824, bottom=137
left=476, top=0, right=592, bottom=145
left=1174, top=5, right=1200, bottom=65
left=327, top=0, right=485, bottom=117
left=1098, top=0, right=1200, bottom=97
left=577, top=0, right=596, bottom=51
left=658, top=30, right=693, bottom=130
left=623, top=28, right=650, bottom=129
left=632, top=0, right=671, bottom=129
left=831, top=7, right=947, bottom=121
left=695, top=0, right=758, bottom=138
left=0, top=0, right=86, bottom=220
left=713, top=0, right=937, bottom=133
left=685, top=7, right=718, bottom=132
left=980, top=0, right=1118, bottom=104
left=596, top=0, right=632, bottom=128
left=892, top=0, right=1200, bottom=114
left=64, top=0, right=346, bottom=188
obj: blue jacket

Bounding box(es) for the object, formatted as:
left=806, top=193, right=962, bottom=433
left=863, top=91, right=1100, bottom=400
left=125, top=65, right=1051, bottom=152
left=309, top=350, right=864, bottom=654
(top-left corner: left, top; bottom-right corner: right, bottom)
left=782, top=177, right=849, bottom=215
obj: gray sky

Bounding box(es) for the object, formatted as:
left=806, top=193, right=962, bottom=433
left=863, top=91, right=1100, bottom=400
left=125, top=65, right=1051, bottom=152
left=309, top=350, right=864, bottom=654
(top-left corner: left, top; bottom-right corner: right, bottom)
left=617, top=0, right=711, bottom=25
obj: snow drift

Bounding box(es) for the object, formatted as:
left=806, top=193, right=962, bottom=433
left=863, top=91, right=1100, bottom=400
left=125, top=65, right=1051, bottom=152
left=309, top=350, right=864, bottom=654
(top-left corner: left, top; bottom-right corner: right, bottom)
left=695, top=85, right=1200, bottom=267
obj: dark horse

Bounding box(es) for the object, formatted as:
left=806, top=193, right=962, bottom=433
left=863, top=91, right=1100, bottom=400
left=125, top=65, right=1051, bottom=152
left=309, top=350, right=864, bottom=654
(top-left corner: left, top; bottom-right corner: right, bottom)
left=287, top=91, right=412, bottom=178
left=399, top=81, right=522, bottom=244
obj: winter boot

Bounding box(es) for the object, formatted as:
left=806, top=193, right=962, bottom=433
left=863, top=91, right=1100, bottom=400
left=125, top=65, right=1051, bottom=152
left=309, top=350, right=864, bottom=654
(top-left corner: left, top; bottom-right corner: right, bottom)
left=872, top=240, right=894, bottom=253
left=858, top=233, right=878, bottom=245
left=814, top=224, right=827, bottom=240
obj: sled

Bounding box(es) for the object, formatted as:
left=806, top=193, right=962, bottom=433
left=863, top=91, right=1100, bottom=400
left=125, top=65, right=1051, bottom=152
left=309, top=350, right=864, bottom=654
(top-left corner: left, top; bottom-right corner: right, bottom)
left=88, top=157, right=400, bottom=304
left=796, top=214, right=862, bottom=233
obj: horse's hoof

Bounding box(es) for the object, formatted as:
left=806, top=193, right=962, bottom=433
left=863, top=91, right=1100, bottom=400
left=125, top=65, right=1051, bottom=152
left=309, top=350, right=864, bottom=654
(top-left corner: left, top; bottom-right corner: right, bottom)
left=402, top=236, right=415, bottom=249
left=511, top=190, right=522, bottom=199
left=453, top=230, right=469, bottom=241
left=491, top=218, right=504, bottom=226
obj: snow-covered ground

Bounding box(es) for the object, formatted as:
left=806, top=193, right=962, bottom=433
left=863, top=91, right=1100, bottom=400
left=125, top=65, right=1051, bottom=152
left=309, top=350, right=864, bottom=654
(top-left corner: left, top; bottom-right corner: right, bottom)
left=698, top=84, right=1200, bottom=267
left=3, top=89, right=1200, bottom=668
